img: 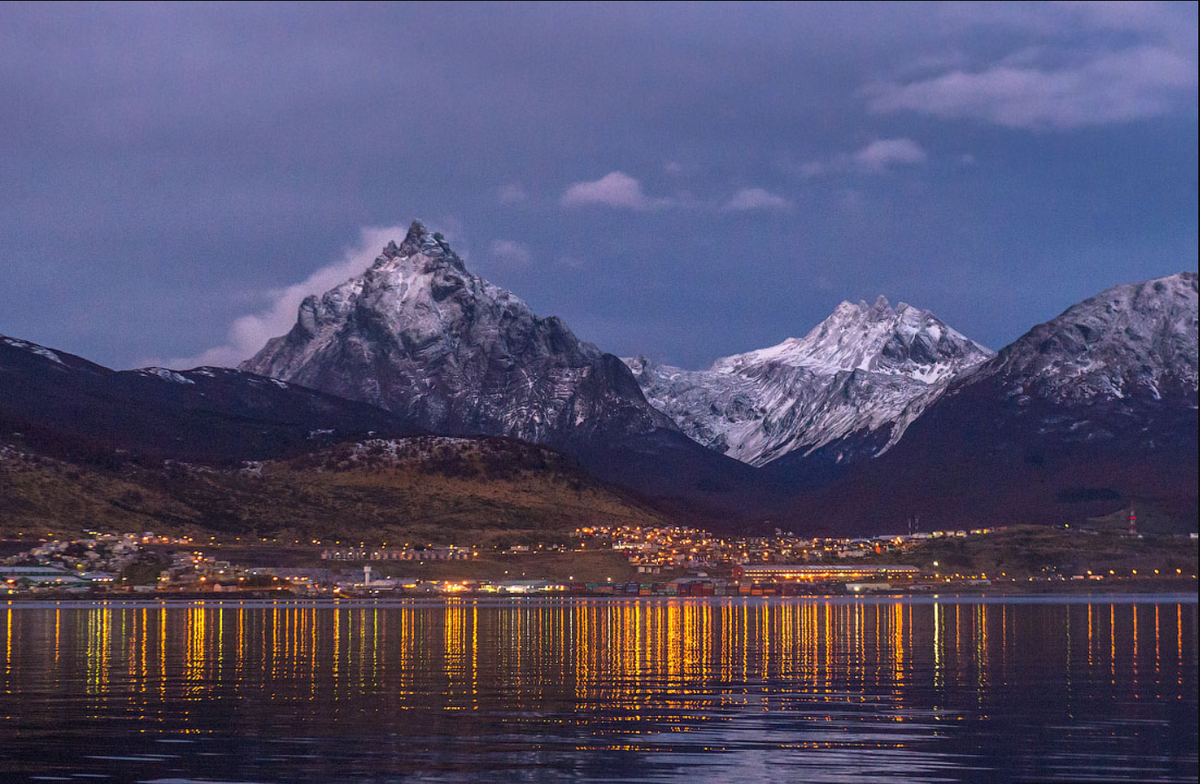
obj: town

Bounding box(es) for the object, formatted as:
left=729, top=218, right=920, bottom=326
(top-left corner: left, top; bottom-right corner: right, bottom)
left=3, top=520, right=1195, bottom=598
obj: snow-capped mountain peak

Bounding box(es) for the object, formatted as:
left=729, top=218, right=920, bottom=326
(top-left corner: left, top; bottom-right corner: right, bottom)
left=714, top=296, right=989, bottom=382
left=629, top=298, right=992, bottom=466
left=241, top=221, right=674, bottom=447
left=378, top=220, right=464, bottom=270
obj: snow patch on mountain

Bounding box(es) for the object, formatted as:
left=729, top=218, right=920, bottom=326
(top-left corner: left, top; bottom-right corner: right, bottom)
left=138, top=367, right=196, bottom=385
left=1, top=335, right=65, bottom=365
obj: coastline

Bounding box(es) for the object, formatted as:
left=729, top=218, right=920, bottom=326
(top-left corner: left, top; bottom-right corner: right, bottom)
left=4, top=590, right=1197, bottom=609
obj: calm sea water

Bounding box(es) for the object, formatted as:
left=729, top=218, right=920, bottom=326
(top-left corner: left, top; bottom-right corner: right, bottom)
left=0, top=596, right=1195, bottom=783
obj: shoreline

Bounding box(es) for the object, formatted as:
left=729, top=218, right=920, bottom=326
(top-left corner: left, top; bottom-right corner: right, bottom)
left=4, top=590, right=1197, bottom=609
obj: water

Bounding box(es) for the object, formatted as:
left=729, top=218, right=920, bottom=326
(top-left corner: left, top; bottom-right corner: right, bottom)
left=1, top=595, right=1195, bottom=783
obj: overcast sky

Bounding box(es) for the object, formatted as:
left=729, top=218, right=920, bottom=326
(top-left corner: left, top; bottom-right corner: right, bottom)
left=1, top=1, right=1196, bottom=370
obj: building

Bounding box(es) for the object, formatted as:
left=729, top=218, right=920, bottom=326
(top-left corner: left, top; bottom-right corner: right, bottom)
left=0, top=566, right=93, bottom=589
left=732, top=564, right=920, bottom=583
left=321, top=547, right=472, bottom=562
left=844, top=582, right=893, bottom=593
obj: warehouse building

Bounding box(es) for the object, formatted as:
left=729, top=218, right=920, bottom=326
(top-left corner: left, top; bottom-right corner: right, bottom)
left=732, top=564, right=920, bottom=583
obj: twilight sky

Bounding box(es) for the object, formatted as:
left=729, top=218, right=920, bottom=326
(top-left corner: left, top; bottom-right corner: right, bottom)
left=1, top=1, right=1196, bottom=370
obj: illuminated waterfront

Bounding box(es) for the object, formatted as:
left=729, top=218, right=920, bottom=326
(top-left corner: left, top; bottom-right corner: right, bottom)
left=1, top=596, right=1195, bottom=782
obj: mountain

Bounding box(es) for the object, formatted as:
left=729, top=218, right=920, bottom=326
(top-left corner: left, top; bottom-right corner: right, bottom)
left=960, top=271, right=1197, bottom=407
left=9, top=245, right=1191, bottom=539
left=242, top=221, right=674, bottom=448
left=240, top=221, right=758, bottom=525
left=627, top=297, right=991, bottom=466
left=768, top=272, right=1199, bottom=533
left=0, top=333, right=416, bottom=465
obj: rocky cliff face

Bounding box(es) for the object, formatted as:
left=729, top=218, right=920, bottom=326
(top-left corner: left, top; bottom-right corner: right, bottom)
left=974, top=271, right=1198, bottom=406
left=241, top=221, right=675, bottom=448
left=628, top=298, right=991, bottom=465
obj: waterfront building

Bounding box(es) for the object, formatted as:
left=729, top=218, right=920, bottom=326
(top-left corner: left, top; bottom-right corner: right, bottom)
left=731, top=564, right=920, bottom=583
left=321, top=546, right=472, bottom=562
left=0, top=565, right=93, bottom=588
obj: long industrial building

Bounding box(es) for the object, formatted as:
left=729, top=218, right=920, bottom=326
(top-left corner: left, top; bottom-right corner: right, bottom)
left=732, top=564, right=920, bottom=583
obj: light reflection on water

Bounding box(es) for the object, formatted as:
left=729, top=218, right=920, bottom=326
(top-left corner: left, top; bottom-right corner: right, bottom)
left=0, top=595, right=1196, bottom=783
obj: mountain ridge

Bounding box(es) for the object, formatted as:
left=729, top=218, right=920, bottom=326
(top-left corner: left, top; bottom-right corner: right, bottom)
left=763, top=271, right=1199, bottom=533
left=0, top=332, right=419, bottom=465
left=3, top=237, right=1195, bottom=537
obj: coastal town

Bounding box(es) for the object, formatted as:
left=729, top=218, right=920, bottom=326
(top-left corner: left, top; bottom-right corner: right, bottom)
left=3, top=521, right=1195, bottom=598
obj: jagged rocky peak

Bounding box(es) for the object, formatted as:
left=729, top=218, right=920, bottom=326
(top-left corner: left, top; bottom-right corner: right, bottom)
left=714, top=295, right=991, bottom=383
left=983, top=271, right=1199, bottom=402
left=378, top=220, right=463, bottom=269
left=241, top=221, right=674, bottom=447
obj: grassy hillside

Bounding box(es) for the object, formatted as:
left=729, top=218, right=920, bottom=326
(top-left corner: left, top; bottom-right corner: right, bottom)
left=862, top=524, right=1198, bottom=578
left=0, top=437, right=672, bottom=545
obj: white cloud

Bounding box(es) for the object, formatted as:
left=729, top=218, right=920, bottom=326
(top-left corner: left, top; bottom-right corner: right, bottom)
left=867, top=45, right=1197, bottom=130
left=852, top=138, right=928, bottom=171
left=722, top=187, right=793, bottom=212
left=487, top=238, right=533, bottom=269
left=160, top=225, right=404, bottom=369
left=498, top=182, right=528, bottom=205
left=560, top=171, right=672, bottom=210
left=802, top=138, right=929, bottom=177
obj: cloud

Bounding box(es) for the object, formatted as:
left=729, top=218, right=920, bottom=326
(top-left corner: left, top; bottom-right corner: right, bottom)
left=560, top=171, right=672, bottom=210
left=498, top=182, right=528, bottom=205
left=867, top=45, right=1197, bottom=130
left=802, top=138, right=929, bottom=177
left=723, top=187, right=793, bottom=212
left=487, top=238, right=533, bottom=269
left=852, top=138, right=928, bottom=171
left=160, top=226, right=404, bottom=369
left=563, top=173, right=791, bottom=213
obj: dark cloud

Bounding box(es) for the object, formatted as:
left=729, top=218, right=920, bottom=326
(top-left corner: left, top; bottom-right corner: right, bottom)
left=0, top=2, right=1195, bottom=371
